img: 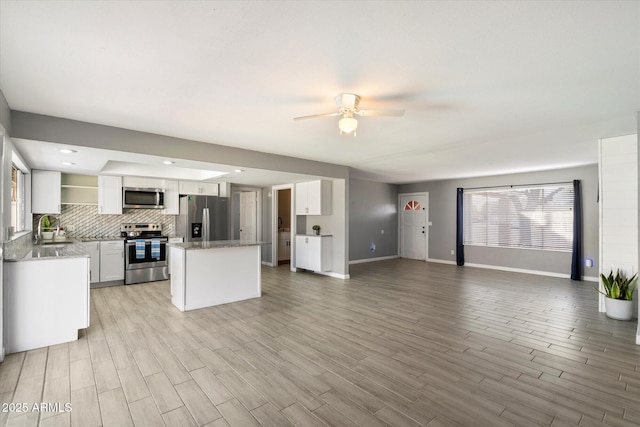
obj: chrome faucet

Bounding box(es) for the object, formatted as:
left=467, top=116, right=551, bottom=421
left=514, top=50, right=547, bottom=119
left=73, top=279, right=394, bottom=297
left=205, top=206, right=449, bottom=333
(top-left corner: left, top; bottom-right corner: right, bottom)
left=36, top=215, right=61, bottom=240
left=36, top=215, right=47, bottom=240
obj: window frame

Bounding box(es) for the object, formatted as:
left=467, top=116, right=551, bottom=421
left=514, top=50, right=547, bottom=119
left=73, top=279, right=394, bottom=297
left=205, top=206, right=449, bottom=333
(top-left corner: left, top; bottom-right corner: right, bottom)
left=462, top=183, right=574, bottom=253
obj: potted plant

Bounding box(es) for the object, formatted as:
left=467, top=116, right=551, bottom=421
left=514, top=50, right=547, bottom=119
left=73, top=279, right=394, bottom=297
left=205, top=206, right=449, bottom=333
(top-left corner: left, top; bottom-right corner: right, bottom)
left=40, top=215, right=54, bottom=240
left=595, top=269, right=638, bottom=320
left=312, top=225, right=321, bottom=235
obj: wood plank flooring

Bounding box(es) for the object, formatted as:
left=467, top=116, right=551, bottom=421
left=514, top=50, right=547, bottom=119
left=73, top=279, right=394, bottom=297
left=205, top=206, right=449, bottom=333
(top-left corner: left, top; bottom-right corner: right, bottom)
left=2, top=259, right=640, bottom=426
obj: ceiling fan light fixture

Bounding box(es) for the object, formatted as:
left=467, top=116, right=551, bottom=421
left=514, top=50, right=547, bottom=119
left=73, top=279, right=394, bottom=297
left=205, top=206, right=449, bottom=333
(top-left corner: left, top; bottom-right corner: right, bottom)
left=338, top=117, right=358, bottom=134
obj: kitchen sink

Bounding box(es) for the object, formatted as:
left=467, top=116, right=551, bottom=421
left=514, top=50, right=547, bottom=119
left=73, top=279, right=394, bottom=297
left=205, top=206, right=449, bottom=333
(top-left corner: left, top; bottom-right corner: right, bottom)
left=39, top=239, right=74, bottom=245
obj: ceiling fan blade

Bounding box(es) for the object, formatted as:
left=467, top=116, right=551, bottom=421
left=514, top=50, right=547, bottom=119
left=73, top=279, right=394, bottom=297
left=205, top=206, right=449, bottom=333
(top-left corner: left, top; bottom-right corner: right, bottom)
left=356, top=109, right=405, bottom=117
left=293, top=112, right=341, bottom=121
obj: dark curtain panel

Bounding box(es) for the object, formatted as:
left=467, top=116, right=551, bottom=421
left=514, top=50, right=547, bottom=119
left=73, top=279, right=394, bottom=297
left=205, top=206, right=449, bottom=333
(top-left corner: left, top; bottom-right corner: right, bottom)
left=571, top=180, right=582, bottom=280
left=456, top=188, right=464, bottom=266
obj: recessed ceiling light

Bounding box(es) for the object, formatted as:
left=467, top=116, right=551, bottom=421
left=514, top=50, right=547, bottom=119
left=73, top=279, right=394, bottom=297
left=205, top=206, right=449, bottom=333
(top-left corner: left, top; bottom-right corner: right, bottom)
left=62, top=162, right=75, bottom=166
left=163, top=160, right=175, bottom=165
left=59, top=149, right=76, bottom=154
left=234, top=169, right=243, bottom=173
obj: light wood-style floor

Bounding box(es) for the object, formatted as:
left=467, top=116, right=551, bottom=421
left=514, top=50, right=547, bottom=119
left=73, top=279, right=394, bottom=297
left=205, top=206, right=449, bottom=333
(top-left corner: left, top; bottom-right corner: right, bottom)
left=1, top=259, right=640, bottom=427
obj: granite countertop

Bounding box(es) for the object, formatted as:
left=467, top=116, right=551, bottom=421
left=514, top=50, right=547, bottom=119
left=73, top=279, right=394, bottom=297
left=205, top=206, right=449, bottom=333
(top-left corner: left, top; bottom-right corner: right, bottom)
left=5, top=241, right=90, bottom=262
left=170, top=240, right=270, bottom=250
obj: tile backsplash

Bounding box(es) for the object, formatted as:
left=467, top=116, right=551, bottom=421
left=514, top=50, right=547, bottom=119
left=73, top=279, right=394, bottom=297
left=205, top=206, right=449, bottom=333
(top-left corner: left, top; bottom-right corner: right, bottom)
left=33, top=205, right=176, bottom=237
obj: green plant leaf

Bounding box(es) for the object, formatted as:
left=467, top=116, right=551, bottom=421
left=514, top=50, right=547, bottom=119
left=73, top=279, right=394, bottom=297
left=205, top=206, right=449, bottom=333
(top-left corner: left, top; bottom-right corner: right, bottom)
left=611, top=282, right=620, bottom=299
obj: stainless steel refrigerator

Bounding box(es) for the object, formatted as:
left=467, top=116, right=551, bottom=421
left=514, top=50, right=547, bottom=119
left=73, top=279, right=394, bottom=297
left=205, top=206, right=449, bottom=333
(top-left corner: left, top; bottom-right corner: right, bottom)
left=176, top=195, right=230, bottom=242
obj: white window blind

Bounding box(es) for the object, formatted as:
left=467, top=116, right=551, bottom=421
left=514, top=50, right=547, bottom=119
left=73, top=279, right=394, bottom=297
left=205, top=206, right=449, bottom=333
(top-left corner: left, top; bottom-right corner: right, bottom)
left=463, top=183, right=574, bottom=252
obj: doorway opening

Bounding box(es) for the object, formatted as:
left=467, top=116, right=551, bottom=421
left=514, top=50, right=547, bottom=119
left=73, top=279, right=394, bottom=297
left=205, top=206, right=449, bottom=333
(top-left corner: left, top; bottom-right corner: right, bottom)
left=276, top=188, right=292, bottom=265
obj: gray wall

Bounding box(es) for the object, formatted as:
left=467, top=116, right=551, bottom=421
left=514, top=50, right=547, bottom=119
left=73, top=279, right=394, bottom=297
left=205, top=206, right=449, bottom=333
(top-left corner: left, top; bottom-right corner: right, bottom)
left=399, top=165, right=599, bottom=279
left=11, top=111, right=349, bottom=179
left=0, top=90, right=10, bottom=134
left=349, top=179, right=398, bottom=261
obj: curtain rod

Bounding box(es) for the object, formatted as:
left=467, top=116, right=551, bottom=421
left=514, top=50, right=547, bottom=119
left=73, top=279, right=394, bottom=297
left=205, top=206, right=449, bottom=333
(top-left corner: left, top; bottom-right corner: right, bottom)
left=463, top=180, right=574, bottom=191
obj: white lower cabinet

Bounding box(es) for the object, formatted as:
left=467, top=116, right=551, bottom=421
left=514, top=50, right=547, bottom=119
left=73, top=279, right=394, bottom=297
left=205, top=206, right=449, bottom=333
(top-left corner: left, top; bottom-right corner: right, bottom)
left=99, top=240, right=124, bottom=282
left=81, top=241, right=101, bottom=283
left=295, top=235, right=332, bottom=272
left=278, top=232, right=291, bottom=261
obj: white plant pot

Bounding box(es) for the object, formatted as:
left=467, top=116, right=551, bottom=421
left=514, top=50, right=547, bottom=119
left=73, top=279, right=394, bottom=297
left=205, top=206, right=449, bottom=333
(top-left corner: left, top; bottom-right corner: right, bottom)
left=604, top=297, right=634, bottom=321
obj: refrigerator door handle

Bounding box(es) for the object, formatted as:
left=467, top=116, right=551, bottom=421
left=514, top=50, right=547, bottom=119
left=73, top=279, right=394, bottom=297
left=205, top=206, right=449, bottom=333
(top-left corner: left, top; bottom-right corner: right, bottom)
left=202, top=208, right=210, bottom=241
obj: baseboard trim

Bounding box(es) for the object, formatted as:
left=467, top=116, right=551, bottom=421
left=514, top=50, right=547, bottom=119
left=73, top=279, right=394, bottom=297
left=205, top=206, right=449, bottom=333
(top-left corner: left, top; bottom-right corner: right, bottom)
left=464, top=262, right=598, bottom=281
left=294, top=268, right=350, bottom=280
left=262, top=261, right=275, bottom=267
left=427, top=258, right=457, bottom=266
left=349, top=255, right=399, bottom=265
left=636, top=325, right=640, bottom=345
left=317, top=271, right=350, bottom=279
left=426, top=258, right=598, bottom=282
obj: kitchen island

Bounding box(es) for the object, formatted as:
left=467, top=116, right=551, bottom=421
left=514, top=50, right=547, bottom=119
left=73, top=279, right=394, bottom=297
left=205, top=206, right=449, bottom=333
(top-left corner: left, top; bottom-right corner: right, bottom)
left=4, top=240, right=90, bottom=354
left=169, top=240, right=264, bottom=312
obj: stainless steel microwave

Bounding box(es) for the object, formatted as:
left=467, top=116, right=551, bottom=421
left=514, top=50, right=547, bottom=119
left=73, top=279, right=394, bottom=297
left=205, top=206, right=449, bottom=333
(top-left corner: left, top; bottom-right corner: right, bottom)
left=123, top=187, right=165, bottom=209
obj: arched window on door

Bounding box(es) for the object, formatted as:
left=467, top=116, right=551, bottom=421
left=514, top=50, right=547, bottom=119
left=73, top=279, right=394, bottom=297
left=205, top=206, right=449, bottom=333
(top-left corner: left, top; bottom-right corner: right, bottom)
left=404, top=200, right=422, bottom=211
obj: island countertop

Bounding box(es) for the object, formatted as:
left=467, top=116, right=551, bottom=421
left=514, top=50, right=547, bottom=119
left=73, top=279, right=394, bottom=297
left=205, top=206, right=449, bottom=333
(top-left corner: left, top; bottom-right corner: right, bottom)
left=4, top=240, right=90, bottom=262
left=170, top=240, right=269, bottom=250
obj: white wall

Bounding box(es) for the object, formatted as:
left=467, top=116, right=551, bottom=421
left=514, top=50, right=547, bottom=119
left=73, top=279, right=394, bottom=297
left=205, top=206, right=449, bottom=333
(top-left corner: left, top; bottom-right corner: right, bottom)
left=598, top=134, right=638, bottom=333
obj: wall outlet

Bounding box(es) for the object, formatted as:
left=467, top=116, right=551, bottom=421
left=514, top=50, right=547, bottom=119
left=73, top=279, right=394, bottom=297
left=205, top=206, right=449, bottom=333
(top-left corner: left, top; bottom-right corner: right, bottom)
left=585, top=258, right=594, bottom=268
left=381, top=229, right=384, bottom=234
left=370, top=242, right=376, bottom=252
left=450, top=250, right=454, bottom=255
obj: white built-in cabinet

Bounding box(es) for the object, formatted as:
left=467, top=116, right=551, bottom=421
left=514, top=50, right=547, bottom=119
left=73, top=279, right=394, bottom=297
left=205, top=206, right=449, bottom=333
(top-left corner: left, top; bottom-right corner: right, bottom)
left=81, top=241, right=101, bottom=283
left=99, top=240, right=124, bottom=282
left=32, top=170, right=62, bottom=214
left=295, top=235, right=332, bottom=272
left=179, top=181, right=219, bottom=196
left=98, top=175, right=123, bottom=214
left=295, top=180, right=332, bottom=215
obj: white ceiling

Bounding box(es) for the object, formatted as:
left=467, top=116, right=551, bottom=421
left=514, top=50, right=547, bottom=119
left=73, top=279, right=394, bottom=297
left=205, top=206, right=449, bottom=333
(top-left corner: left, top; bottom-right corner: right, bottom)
left=1, top=1, right=638, bottom=184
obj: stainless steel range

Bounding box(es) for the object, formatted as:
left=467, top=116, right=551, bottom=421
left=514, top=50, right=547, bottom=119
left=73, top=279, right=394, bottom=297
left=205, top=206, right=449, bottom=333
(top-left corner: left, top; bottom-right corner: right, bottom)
left=121, top=223, right=168, bottom=285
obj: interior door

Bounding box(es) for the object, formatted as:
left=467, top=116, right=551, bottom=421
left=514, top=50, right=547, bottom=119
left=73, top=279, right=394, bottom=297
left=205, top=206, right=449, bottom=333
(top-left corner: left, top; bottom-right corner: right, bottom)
left=239, top=191, right=257, bottom=241
left=399, top=193, right=428, bottom=260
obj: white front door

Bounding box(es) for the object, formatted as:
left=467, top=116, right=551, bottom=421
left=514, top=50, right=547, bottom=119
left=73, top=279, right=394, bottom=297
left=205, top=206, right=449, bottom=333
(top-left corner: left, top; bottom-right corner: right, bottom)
left=240, top=191, right=257, bottom=241
left=399, top=193, right=428, bottom=260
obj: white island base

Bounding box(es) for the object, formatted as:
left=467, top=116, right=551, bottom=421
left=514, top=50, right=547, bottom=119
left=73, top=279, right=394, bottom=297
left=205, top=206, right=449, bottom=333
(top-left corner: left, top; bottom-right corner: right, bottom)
left=170, top=241, right=262, bottom=312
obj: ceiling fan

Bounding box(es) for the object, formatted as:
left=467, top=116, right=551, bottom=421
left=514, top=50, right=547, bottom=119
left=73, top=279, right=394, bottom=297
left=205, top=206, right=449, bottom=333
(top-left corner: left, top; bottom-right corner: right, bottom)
left=293, top=93, right=405, bottom=136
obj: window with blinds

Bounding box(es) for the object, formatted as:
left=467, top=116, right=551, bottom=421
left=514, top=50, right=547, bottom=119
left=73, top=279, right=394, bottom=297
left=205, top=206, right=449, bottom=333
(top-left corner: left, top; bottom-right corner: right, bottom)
left=463, top=183, right=574, bottom=252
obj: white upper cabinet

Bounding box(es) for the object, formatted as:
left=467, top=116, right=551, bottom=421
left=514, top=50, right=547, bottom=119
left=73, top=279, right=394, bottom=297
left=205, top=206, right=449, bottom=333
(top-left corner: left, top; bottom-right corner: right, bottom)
left=179, top=181, right=218, bottom=196
left=32, top=170, right=62, bottom=214
left=295, top=180, right=332, bottom=215
left=162, top=180, right=179, bottom=215
left=98, top=175, right=123, bottom=214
